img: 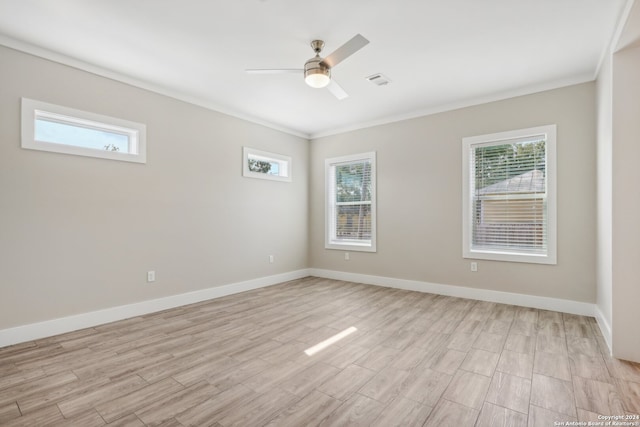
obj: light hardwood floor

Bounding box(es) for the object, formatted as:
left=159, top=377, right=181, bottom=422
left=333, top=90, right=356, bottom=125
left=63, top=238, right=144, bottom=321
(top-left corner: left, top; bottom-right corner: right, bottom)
left=1, top=277, right=639, bottom=426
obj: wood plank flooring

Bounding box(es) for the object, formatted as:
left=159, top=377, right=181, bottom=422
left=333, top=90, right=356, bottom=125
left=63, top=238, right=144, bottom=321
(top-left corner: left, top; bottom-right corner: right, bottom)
left=1, top=277, right=639, bottom=426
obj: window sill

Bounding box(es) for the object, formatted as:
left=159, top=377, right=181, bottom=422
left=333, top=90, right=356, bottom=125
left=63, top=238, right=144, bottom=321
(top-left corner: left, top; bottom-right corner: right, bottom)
left=326, top=241, right=376, bottom=253
left=464, top=249, right=556, bottom=265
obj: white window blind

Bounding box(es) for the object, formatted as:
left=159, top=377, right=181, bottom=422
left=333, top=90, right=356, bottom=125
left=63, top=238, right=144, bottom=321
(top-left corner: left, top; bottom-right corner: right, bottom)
left=472, top=136, right=546, bottom=253
left=325, top=152, right=377, bottom=252
left=463, top=125, right=556, bottom=264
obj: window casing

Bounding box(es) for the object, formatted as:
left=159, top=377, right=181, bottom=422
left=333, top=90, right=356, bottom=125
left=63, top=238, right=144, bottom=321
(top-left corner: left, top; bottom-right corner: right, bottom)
left=21, top=98, right=146, bottom=163
left=462, top=125, right=556, bottom=264
left=325, top=152, right=377, bottom=252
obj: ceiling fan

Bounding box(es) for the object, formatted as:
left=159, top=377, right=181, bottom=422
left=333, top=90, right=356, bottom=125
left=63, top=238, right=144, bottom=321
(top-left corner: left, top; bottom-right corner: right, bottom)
left=246, top=34, right=369, bottom=100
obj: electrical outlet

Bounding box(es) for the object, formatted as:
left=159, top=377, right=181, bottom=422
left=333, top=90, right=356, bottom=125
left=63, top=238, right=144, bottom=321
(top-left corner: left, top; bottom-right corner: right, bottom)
left=147, top=270, right=156, bottom=282
left=269, top=255, right=274, bottom=264
left=345, top=252, right=350, bottom=261
left=470, top=262, right=478, bottom=272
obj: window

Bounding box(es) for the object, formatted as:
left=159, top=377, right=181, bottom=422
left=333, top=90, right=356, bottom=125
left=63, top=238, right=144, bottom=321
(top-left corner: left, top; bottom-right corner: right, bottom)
left=242, top=147, right=291, bottom=182
left=325, top=152, right=376, bottom=252
left=462, top=125, right=556, bottom=264
left=21, top=98, right=146, bottom=163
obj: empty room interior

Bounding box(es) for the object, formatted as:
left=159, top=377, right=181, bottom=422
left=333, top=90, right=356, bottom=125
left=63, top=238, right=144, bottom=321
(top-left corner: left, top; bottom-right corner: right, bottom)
left=1, top=1, right=640, bottom=426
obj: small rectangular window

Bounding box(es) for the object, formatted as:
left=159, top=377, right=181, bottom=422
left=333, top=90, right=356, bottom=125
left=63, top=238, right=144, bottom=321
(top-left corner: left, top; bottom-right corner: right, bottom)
left=325, top=152, right=377, bottom=252
left=242, top=147, right=291, bottom=182
left=21, top=98, right=146, bottom=163
left=462, top=125, right=556, bottom=264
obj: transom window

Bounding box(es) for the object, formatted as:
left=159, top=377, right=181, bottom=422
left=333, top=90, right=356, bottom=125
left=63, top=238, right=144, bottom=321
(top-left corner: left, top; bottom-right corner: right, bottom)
left=462, top=125, right=556, bottom=264
left=325, top=152, right=377, bottom=252
left=21, top=98, right=146, bottom=163
left=242, top=147, right=291, bottom=182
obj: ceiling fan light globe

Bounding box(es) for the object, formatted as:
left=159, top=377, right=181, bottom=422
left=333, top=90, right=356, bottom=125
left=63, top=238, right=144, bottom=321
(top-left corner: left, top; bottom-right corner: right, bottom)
left=305, top=71, right=331, bottom=88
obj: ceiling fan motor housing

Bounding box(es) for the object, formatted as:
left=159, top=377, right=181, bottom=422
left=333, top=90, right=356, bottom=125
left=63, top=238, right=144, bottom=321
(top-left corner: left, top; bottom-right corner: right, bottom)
left=304, top=55, right=331, bottom=88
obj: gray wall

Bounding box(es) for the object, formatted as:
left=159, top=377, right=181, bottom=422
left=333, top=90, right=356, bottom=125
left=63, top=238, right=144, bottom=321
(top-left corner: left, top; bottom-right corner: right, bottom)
left=596, top=0, right=640, bottom=363
left=310, top=83, right=597, bottom=303
left=0, top=45, right=309, bottom=329
left=596, top=52, right=613, bottom=341
left=612, top=44, right=640, bottom=362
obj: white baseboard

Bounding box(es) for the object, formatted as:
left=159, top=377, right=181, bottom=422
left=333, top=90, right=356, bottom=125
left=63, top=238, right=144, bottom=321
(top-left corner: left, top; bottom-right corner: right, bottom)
left=594, top=305, right=613, bottom=355
left=0, top=269, right=311, bottom=348
left=0, top=267, right=603, bottom=349
left=310, top=268, right=596, bottom=317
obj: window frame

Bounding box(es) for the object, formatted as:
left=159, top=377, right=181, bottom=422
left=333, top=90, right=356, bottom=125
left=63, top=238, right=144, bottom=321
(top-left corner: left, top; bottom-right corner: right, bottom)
left=325, top=151, right=377, bottom=252
left=242, top=147, right=292, bottom=182
left=462, top=125, right=557, bottom=265
left=21, top=98, right=146, bottom=164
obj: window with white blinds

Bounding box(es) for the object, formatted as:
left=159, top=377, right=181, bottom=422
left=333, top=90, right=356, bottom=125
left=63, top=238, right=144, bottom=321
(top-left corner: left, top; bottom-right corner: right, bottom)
left=325, top=152, right=377, bottom=252
left=462, top=125, right=556, bottom=264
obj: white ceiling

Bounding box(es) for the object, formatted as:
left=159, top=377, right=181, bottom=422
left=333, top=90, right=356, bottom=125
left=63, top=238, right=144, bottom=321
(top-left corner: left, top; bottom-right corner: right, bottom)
left=0, top=0, right=628, bottom=138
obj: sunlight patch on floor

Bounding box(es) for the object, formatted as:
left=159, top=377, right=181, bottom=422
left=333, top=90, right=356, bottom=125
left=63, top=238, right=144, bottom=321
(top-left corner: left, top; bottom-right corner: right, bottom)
left=304, top=326, right=358, bottom=356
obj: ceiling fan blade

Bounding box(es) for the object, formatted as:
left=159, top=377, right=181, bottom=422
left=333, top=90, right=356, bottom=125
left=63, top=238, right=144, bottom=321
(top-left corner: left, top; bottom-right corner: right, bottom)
left=322, top=34, right=369, bottom=68
left=245, top=69, right=303, bottom=74
left=327, top=79, right=349, bottom=100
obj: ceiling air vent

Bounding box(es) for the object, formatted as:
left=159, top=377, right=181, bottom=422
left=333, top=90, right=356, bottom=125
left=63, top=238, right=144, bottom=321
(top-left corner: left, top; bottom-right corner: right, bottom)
left=365, top=73, right=391, bottom=86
